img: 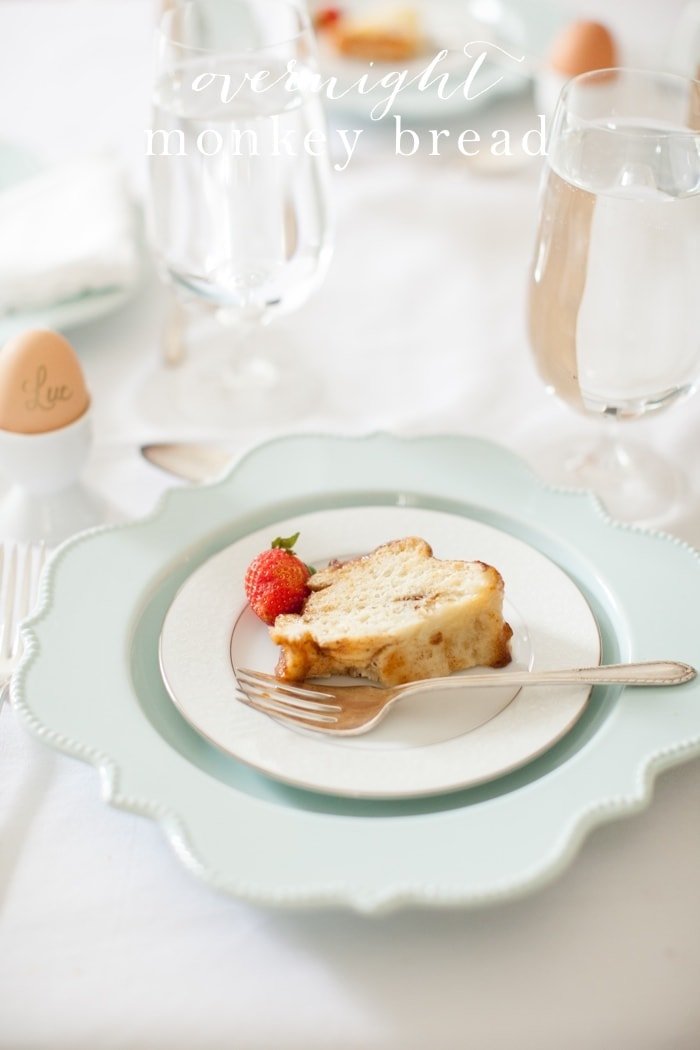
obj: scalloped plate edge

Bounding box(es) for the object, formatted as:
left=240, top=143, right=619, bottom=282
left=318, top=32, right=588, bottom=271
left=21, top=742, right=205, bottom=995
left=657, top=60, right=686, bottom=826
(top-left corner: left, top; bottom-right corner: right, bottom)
left=10, top=431, right=700, bottom=913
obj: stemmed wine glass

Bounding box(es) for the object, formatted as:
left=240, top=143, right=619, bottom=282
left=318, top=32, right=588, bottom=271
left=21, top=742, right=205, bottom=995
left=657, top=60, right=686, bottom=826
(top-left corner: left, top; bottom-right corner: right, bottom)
left=528, top=68, right=700, bottom=522
left=148, top=0, right=333, bottom=424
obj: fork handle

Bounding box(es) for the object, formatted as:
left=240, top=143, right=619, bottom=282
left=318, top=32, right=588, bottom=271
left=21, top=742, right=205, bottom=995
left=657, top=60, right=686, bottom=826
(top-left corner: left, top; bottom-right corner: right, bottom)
left=400, top=661, right=696, bottom=693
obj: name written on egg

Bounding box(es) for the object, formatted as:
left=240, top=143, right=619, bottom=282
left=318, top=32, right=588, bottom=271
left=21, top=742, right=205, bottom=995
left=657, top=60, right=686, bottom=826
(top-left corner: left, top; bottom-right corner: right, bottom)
left=22, top=365, right=73, bottom=412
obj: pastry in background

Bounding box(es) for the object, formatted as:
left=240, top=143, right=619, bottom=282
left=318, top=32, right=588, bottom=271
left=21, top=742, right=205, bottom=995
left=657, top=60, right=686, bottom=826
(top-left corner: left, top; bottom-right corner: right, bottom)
left=315, top=5, right=425, bottom=63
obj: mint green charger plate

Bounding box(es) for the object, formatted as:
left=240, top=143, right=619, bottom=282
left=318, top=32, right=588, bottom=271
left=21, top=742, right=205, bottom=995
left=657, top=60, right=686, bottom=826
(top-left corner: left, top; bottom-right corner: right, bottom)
left=12, top=434, right=700, bottom=913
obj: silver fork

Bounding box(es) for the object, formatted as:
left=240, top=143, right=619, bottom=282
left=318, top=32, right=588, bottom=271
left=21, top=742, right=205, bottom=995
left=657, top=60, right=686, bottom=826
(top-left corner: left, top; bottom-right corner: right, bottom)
left=0, top=542, right=47, bottom=710
left=234, top=661, right=697, bottom=737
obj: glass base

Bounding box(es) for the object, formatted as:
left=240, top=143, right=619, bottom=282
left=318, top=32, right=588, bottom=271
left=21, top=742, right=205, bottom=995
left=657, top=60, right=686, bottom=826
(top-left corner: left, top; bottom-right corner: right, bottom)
left=529, top=433, right=684, bottom=525
left=187, top=333, right=318, bottom=425
left=154, top=306, right=322, bottom=429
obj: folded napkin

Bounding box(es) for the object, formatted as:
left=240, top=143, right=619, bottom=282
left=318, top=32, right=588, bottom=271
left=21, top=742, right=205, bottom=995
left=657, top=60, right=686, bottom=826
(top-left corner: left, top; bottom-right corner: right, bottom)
left=0, top=155, right=139, bottom=315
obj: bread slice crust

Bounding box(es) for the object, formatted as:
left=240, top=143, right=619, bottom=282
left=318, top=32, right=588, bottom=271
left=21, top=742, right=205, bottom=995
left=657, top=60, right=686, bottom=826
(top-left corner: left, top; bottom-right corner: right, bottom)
left=270, top=537, right=513, bottom=686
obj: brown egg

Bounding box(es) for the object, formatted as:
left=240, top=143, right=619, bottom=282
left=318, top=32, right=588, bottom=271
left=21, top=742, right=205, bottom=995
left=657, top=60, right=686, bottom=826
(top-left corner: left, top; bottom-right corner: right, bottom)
left=0, top=329, right=90, bottom=434
left=549, top=21, right=617, bottom=77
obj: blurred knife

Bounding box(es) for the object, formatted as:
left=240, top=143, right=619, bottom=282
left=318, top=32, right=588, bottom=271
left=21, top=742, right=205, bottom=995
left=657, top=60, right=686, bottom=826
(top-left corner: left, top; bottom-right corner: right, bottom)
left=141, top=442, right=234, bottom=483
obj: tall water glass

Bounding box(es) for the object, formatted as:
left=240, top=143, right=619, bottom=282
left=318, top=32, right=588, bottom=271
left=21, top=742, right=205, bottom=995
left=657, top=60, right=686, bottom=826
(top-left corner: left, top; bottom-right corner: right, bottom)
left=528, top=69, right=700, bottom=521
left=149, top=0, right=333, bottom=422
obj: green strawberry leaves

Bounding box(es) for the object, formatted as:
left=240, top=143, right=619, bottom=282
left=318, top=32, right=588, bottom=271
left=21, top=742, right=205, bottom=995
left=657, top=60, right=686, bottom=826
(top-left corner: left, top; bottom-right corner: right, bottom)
left=271, top=532, right=300, bottom=551
left=271, top=532, right=316, bottom=575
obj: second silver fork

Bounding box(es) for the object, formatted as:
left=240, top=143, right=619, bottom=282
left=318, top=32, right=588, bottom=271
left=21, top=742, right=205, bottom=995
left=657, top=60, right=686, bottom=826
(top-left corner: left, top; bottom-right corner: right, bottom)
left=0, top=542, right=47, bottom=710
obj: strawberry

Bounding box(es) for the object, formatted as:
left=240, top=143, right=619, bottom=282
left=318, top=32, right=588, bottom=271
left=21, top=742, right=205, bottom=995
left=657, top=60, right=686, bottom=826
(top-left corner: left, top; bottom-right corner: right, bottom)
left=314, top=6, right=343, bottom=30
left=244, top=532, right=314, bottom=626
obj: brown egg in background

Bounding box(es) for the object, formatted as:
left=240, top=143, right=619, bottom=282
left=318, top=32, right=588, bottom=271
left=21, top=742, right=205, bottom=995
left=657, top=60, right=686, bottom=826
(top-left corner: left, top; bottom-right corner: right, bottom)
left=0, top=329, right=90, bottom=435
left=549, top=21, right=618, bottom=77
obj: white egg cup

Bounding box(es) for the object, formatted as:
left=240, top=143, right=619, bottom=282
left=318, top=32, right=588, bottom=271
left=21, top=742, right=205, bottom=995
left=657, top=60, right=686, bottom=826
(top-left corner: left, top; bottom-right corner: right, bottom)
left=0, top=407, right=114, bottom=545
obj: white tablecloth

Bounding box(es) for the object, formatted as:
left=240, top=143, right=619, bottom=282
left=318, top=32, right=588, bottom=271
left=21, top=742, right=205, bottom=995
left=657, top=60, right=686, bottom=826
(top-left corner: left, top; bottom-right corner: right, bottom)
left=2, top=2, right=700, bottom=1047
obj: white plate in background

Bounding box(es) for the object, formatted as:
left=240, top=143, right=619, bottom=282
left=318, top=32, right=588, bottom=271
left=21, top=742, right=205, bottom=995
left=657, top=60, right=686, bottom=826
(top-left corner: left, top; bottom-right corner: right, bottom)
left=309, top=0, right=562, bottom=121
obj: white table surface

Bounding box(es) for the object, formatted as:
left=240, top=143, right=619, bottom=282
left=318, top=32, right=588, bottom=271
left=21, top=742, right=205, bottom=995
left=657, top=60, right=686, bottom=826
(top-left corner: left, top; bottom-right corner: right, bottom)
left=2, top=2, right=700, bottom=1047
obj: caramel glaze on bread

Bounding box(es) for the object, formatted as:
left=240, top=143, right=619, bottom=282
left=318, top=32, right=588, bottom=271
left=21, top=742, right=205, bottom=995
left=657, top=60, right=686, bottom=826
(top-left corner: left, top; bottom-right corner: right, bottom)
left=270, top=537, right=513, bottom=686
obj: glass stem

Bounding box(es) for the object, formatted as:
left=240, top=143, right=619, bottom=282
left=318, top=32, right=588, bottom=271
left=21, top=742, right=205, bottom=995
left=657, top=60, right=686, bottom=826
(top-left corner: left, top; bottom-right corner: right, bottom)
left=593, top=418, right=634, bottom=477
left=213, top=305, right=279, bottom=391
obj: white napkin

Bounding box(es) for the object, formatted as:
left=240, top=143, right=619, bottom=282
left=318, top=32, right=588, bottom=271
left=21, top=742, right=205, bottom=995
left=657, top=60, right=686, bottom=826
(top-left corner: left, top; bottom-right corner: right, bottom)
left=0, top=155, right=139, bottom=314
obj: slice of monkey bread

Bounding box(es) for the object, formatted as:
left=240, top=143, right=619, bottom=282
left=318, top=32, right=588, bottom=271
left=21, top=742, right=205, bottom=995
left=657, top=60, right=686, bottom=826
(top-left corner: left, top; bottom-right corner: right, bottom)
left=270, top=536, right=513, bottom=686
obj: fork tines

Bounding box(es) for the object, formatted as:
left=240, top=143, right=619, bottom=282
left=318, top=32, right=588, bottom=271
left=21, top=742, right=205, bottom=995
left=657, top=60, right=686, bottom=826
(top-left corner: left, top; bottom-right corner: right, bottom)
left=235, top=690, right=340, bottom=725
left=234, top=667, right=341, bottom=725
left=0, top=542, right=47, bottom=663
left=235, top=667, right=336, bottom=701
left=0, top=545, right=19, bottom=662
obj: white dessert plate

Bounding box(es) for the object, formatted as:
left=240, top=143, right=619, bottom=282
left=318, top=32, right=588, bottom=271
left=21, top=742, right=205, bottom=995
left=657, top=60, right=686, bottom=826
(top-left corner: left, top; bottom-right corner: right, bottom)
left=13, top=434, right=700, bottom=913
left=159, top=506, right=600, bottom=798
